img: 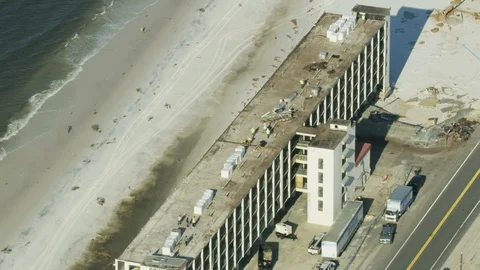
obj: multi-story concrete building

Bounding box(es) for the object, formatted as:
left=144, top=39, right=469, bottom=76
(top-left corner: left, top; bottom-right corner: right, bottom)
left=116, top=5, right=389, bottom=270
left=298, top=119, right=370, bottom=226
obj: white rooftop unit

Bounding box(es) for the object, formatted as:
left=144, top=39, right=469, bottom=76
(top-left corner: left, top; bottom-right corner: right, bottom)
left=337, top=29, right=346, bottom=41
left=162, top=229, right=183, bottom=256
left=221, top=163, right=233, bottom=179
left=162, top=245, right=173, bottom=256
left=329, top=32, right=338, bottom=42
left=226, top=156, right=237, bottom=166
left=328, top=15, right=356, bottom=43
left=230, top=153, right=241, bottom=164
left=194, top=189, right=215, bottom=215
left=235, top=146, right=246, bottom=157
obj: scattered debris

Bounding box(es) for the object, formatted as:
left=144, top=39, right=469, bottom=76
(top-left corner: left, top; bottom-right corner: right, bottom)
left=441, top=118, right=478, bottom=142
left=197, top=8, right=205, bottom=13
left=82, top=159, right=91, bottom=164
left=303, top=62, right=327, bottom=72
left=148, top=116, right=154, bottom=121
left=91, top=124, right=100, bottom=131
left=1, top=247, right=12, bottom=253
left=71, top=186, right=80, bottom=191
left=431, top=27, right=440, bottom=33
left=96, top=197, right=106, bottom=206
left=165, top=103, right=172, bottom=109
left=67, top=126, right=73, bottom=133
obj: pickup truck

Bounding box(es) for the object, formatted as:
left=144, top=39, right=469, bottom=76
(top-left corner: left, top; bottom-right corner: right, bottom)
left=308, top=234, right=325, bottom=255
left=379, top=223, right=397, bottom=244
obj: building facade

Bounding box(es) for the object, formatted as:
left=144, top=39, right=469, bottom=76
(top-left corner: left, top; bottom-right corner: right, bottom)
left=116, top=5, right=389, bottom=270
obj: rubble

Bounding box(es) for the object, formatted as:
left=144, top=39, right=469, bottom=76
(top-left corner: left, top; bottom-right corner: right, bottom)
left=440, top=118, right=478, bottom=142
left=96, top=197, right=106, bottom=206
left=303, top=61, right=327, bottom=72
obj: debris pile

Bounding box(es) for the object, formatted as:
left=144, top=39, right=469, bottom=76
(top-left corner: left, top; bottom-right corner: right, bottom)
left=441, top=118, right=478, bottom=142
left=96, top=197, right=106, bottom=206
left=303, top=61, right=327, bottom=72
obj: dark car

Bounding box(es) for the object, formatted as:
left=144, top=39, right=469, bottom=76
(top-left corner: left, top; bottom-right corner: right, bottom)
left=379, top=223, right=397, bottom=244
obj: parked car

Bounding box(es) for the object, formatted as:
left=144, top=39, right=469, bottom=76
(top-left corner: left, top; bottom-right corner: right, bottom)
left=379, top=223, right=397, bottom=244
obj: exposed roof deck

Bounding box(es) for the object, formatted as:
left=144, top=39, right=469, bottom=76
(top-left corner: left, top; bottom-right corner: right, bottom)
left=119, top=12, right=384, bottom=263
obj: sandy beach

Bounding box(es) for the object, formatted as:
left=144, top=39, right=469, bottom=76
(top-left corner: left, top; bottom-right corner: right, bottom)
left=0, top=0, right=327, bottom=269
left=1, top=0, right=480, bottom=269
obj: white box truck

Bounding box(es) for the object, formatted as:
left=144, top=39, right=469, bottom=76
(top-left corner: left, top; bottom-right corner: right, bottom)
left=321, top=201, right=363, bottom=259
left=385, top=185, right=413, bottom=222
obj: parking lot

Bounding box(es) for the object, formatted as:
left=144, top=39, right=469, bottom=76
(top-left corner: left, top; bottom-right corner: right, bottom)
left=242, top=138, right=434, bottom=270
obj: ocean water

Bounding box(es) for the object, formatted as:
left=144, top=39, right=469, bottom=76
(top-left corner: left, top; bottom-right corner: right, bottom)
left=0, top=0, right=158, bottom=146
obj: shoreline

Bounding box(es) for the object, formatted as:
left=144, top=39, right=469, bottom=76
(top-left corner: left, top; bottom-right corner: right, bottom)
left=0, top=0, right=324, bottom=269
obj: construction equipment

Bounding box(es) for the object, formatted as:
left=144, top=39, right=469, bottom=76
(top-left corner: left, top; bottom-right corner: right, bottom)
left=275, top=222, right=297, bottom=240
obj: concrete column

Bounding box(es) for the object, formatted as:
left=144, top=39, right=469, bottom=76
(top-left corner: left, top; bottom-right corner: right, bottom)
left=309, top=114, right=313, bottom=127
left=357, top=54, right=361, bottom=109
left=241, top=197, right=246, bottom=256
left=363, top=46, right=367, bottom=100
left=192, top=259, right=196, bottom=270
left=256, top=179, right=261, bottom=239
left=250, top=188, right=254, bottom=248
left=217, top=229, right=221, bottom=270
left=337, top=80, right=341, bottom=119
left=369, top=38, right=374, bottom=97
left=376, top=31, right=381, bottom=85
left=225, top=219, right=229, bottom=270
left=279, top=150, right=284, bottom=207
left=350, top=63, right=355, bottom=118
left=323, top=99, right=327, bottom=123
left=201, top=248, right=205, bottom=270
left=383, top=23, right=389, bottom=89
left=330, top=90, right=334, bottom=119
left=209, top=238, right=213, bottom=269
left=343, top=71, right=348, bottom=120
left=264, top=170, right=268, bottom=227
left=287, top=141, right=292, bottom=196
left=233, top=207, right=237, bottom=266
left=272, top=159, right=276, bottom=217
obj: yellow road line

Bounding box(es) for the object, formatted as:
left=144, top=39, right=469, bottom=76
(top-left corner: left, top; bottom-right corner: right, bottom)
left=407, top=168, right=480, bottom=270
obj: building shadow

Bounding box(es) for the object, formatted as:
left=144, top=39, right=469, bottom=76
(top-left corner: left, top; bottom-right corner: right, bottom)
left=390, top=6, right=433, bottom=86
left=407, top=174, right=426, bottom=200
left=356, top=109, right=401, bottom=173
left=356, top=197, right=374, bottom=216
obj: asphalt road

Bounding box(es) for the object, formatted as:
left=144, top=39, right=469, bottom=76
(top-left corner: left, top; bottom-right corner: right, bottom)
left=384, top=142, right=480, bottom=270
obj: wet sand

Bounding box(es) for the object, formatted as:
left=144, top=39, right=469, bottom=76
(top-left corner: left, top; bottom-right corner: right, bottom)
left=0, top=0, right=325, bottom=269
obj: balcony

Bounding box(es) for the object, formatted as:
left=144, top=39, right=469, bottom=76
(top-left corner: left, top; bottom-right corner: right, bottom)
left=293, top=154, right=307, bottom=165
left=342, top=161, right=354, bottom=173
left=342, top=147, right=354, bottom=159
left=295, top=140, right=309, bottom=150
left=295, top=167, right=308, bottom=178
